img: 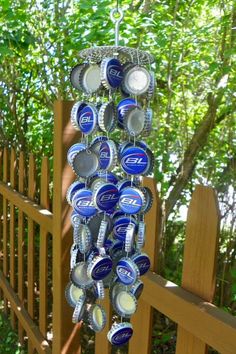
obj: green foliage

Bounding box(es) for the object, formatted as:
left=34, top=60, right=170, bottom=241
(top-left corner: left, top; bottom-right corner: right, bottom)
left=0, top=305, right=26, bottom=353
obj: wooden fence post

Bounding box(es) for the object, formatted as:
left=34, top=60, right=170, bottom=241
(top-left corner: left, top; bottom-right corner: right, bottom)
left=27, top=154, right=36, bottom=354
left=18, top=151, right=26, bottom=345
left=176, top=185, right=220, bottom=354
left=129, top=177, right=162, bottom=354
left=9, top=148, right=17, bottom=329
left=52, top=100, right=82, bottom=354
left=39, top=157, right=50, bottom=337
left=3, top=148, right=9, bottom=314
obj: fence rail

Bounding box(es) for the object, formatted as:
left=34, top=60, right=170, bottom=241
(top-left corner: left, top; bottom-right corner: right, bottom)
left=0, top=101, right=236, bottom=354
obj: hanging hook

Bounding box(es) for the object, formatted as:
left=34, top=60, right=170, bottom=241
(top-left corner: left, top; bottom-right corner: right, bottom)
left=110, top=8, right=124, bottom=46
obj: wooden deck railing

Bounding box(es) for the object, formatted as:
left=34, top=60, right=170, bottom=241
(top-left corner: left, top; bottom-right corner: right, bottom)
left=0, top=101, right=236, bottom=354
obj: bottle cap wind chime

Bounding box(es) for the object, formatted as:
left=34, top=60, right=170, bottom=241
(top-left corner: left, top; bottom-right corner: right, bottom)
left=66, top=4, right=155, bottom=347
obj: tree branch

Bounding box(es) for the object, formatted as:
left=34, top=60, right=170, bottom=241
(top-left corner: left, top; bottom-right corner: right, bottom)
left=165, top=95, right=231, bottom=219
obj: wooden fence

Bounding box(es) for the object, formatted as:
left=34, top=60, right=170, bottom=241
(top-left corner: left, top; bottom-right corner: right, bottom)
left=0, top=100, right=236, bottom=354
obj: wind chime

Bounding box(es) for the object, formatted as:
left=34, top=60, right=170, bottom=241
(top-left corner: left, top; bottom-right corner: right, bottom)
left=65, top=4, right=155, bottom=346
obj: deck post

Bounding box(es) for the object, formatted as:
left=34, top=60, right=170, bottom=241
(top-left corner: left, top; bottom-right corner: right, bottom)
left=176, top=185, right=220, bottom=354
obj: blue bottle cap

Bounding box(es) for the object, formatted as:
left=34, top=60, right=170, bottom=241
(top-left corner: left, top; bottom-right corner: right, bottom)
left=87, top=255, right=113, bottom=281
left=107, top=322, right=133, bottom=346
left=90, top=135, right=108, bottom=155
left=119, top=187, right=145, bottom=214
left=142, top=108, right=153, bottom=137
left=92, top=280, right=105, bottom=299
left=72, top=148, right=99, bottom=178
left=113, top=216, right=137, bottom=242
left=146, top=70, right=156, bottom=100
left=112, top=209, right=126, bottom=219
left=131, top=252, right=151, bottom=276
left=66, top=180, right=86, bottom=206
left=116, top=179, right=133, bottom=192
left=121, top=146, right=149, bottom=175
left=101, top=58, right=123, bottom=89
left=118, top=141, right=133, bottom=160
left=117, top=98, right=137, bottom=128
left=72, top=188, right=97, bottom=217
left=93, top=182, right=119, bottom=211
left=67, top=143, right=86, bottom=166
left=77, top=104, right=98, bottom=135
left=129, top=279, right=144, bottom=299
left=99, top=140, right=117, bottom=171
left=71, top=101, right=88, bottom=130
left=116, top=257, right=140, bottom=285
left=136, top=140, right=148, bottom=150
left=86, top=246, right=100, bottom=264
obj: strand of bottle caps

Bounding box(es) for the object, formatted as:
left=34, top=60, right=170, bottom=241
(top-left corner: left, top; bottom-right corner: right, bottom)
left=65, top=35, right=155, bottom=347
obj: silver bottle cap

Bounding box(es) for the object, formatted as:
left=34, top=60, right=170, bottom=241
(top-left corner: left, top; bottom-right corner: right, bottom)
left=142, top=147, right=155, bottom=176
left=71, top=148, right=99, bottom=178
left=80, top=64, right=101, bottom=94
left=136, top=221, right=146, bottom=250
left=72, top=294, right=86, bottom=323
left=123, top=106, right=146, bottom=137
left=70, top=261, right=94, bottom=289
left=140, top=186, right=153, bottom=214
left=112, top=289, right=137, bottom=318
left=94, top=280, right=105, bottom=299
left=96, top=220, right=108, bottom=249
left=125, top=223, right=135, bottom=253
left=87, top=303, right=107, bottom=332
left=98, top=101, right=117, bottom=133
left=77, top=224, right=92, bottom=254
left=65, top=282, right=85, bottom=308
left=123, top=66, right=150, bottom=96
left=87, top=213, right=113, bottom=243
left=70, top=64, right=86, bottom=91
